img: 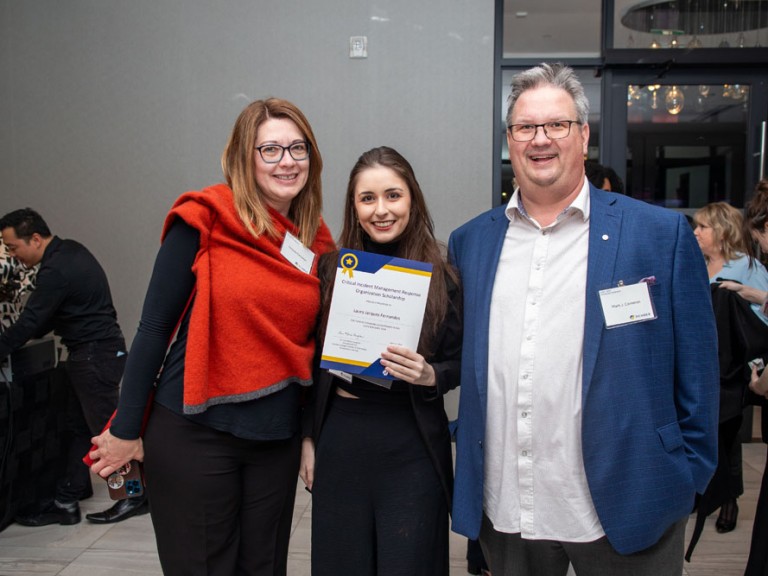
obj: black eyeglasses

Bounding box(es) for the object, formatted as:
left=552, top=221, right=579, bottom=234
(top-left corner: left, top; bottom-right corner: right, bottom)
left=507, top=120, right=581, bottom=142
left=254, top=141, right=310, bottom=163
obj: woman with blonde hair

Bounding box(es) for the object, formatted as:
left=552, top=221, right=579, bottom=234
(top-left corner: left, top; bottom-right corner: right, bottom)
left=719, top=180, right=768, bottom=317
left=692, top=201, right=768, bottom=536
left=694, top=201, right=768, bottom=304
left=88, top=98, right=334, bottom=575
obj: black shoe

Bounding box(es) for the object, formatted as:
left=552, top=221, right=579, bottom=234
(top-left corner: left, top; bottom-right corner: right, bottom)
left=15, top=502, right=81, bottom=527
left=467, top=562, right=482, bottom=575
left=715, top=498, right=739, bottom=533
left=85, top=496, right=149, bottom=524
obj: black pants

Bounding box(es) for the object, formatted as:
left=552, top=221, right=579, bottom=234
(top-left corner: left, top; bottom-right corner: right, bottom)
left=480, top=514, right=687, bottom=576
left=713, top=415, right=746, bottom=506
left=686, top=413, right=746, bottom=560
left=58, top=338, right=125, bottom=504
left=143, top=405, right=300, bottom=576
left=467, top=538, right=489, bottom=571
left=311, top=394, right=449, bottom=576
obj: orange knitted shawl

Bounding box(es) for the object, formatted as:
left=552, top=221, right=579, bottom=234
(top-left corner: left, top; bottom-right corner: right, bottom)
left=162, top=184, right=334, bottom=414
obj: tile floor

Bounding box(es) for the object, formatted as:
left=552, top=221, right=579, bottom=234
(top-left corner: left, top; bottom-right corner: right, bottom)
left=0, top=442, right=764, bottom=576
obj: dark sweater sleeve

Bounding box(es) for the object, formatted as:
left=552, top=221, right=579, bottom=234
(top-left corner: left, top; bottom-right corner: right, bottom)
left=109, top=220, right=199, bottom=439
left=421, top=272, right=463, bottom=400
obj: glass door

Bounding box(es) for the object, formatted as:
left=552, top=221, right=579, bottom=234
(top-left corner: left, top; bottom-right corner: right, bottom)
left=601, top=68, right=768, bottom=213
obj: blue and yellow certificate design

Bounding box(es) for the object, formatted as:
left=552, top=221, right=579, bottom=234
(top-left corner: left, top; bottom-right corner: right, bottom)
left=320, top=248, right=432, bottom=380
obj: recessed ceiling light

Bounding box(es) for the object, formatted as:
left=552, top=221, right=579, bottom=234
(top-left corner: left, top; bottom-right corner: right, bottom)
left=515, top=11, right=528, bottom=17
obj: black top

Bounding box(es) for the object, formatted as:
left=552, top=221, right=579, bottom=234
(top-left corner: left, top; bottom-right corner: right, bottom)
left=109, top=220, right=298, bottom=441
left=710, top=284, right=768, bottom=422
left=305, top=245, right=463, bottom=508
left=0, top=236, right=123, bottom=360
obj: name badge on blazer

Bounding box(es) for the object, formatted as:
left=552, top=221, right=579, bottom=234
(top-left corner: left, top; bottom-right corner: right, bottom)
left=599, top=279, right=657, bottom=329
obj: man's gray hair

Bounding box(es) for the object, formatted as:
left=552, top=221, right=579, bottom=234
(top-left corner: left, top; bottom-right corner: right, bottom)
left=506, top=63, right=590, bottom=127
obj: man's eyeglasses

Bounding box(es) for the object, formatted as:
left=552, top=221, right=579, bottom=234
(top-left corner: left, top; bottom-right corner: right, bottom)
left=254, top=141, right=310, bottom=163
left=507, top=120, right=581, bottom=142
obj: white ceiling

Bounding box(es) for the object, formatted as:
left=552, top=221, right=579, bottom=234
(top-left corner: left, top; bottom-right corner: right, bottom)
left=503, top=0, right=602, bottom=57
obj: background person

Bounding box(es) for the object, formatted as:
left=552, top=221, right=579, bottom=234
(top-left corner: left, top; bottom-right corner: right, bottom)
left=87, top=98, right=334, bottom=576
left=728, top=179, right=768, bottom=576
left=0, top=208, right=134, bottom=526
left=692, top=202, right=768, bottom=535
left=300, top=146, right=462, bottom=576
left=448, top=63, right=719, bottom=576
left=719, top=180, right=768, bottom=316
left=746, top=362, right=768, bottom=576
left=694, top=202, right=768, bottom=326
left=584, top=160, right=624, bottom=195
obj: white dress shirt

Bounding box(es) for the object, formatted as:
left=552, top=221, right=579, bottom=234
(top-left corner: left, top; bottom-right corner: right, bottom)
left=484, top=180, right=604, bottom=542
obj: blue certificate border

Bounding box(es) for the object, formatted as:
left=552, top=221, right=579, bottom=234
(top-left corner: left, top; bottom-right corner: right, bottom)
left=337, top=248, right=433, bottom=275
left=320, top=248, right=433, bottom=378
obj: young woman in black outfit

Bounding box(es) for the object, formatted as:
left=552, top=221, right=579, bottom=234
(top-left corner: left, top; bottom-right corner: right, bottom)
left=300, top=146, right=462, bottom=576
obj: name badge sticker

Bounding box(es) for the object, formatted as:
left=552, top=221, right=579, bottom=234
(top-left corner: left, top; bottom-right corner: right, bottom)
left=599, top=281, right=657, bottom=329
left=328, top=369, right=353, bottom=383
left=281, top=231, right=315, bottom=274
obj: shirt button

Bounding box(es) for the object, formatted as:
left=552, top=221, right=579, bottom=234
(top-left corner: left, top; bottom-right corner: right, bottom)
left=522, top=450, right=529, bottom=456
left=522, top=411, right=528, bottom=418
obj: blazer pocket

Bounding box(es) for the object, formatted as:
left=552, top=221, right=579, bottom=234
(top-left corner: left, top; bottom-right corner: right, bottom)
left=657, top=421, right=684, bottom=452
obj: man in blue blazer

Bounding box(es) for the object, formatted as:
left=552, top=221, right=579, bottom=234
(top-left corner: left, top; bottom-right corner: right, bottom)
left=448, top=63, right=719, bottom=575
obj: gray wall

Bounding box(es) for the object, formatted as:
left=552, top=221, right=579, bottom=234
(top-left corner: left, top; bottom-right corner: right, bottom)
left=1, top=1, right=494, bottom=413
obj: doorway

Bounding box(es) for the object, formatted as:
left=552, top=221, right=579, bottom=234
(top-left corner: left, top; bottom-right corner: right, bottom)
left=601, top=68, right=768, bottom=212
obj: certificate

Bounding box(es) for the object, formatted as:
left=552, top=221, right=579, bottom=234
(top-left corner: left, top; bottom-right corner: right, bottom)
left=320, top=248, right=432, bottom=382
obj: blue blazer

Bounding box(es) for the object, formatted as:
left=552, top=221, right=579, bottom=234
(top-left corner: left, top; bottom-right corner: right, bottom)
left=447, top=186, right=719, bottom=555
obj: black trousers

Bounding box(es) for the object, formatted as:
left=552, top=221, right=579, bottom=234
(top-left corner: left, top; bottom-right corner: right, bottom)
left=143, top=404, right=300, bottom=576
left=467, top=538, right=489, bottom=571
left=480, top=514, right=687, bottom=576
left=311, top=394, right=449, bottom=576
left=58, top=339, right=125, bottom=504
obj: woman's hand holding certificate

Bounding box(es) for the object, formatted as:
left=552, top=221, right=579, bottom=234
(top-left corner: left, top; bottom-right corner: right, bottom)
left=380, top=344, right=436, bottom=386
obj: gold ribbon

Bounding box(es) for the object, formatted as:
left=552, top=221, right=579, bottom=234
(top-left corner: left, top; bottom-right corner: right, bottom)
left=340, top=252, right=359, bottom=279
